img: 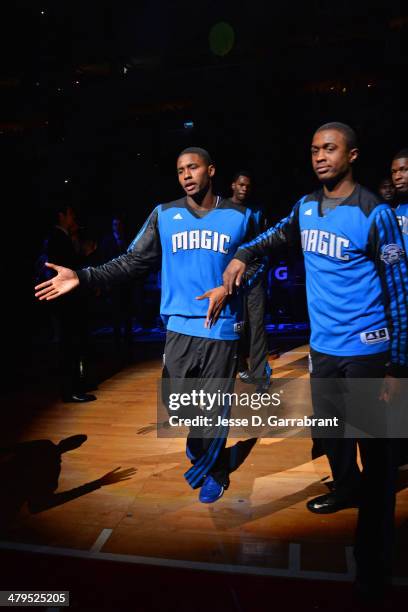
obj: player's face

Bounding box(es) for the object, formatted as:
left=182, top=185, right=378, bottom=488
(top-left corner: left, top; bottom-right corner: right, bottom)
left=391, top=157, right=408, bottom=194
left=311, top=130, right=358, bottom=183
left=231, top=176, right=252, bottom=202
left=177, top=153, right=215, bottom=196
left=378, top=179, right=395, bottom=202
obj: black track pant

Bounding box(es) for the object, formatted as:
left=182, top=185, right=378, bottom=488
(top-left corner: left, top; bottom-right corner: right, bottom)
left=310, top=348, right=399, bottom=582
left=162, top=331, right=238, bottom=488
left=238, top=279, right=270, bottom=381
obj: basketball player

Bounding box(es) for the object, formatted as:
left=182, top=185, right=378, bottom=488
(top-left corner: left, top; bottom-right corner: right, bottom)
left=230, top=171, right=271, bottom=390
left=218, top=123, right=408, bottom=592
left=35, top=147, right=260, bottom=504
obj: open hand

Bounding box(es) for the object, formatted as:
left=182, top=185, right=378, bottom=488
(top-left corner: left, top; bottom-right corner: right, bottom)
left=34, top=262, right=79, bottom=301
left=196, top=285, right=228, bottom=328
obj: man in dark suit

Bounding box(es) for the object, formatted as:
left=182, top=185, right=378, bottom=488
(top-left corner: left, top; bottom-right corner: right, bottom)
left=44, top=204, right=96, bottom=403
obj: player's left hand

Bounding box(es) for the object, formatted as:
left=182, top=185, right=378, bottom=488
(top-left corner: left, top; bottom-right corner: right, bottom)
left=196, top=285, right=228, bottom=328
left=379, top=375, right=402, bottom=404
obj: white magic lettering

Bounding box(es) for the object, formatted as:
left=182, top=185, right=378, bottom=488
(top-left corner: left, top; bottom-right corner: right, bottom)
left=301, top=229, right=350, bottom=260
left=172, top=230, right=231, bottom=254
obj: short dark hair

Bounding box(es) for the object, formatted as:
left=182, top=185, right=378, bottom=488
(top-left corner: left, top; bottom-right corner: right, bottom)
left=392, top=148, right=408, bottom=162
left=378, top=177, right=393, bottom=186
left=232, top=170, right=252, bottom=183
left=178, top=147, right=213, bottom=165
left=315, top=122, right=358, bottom=150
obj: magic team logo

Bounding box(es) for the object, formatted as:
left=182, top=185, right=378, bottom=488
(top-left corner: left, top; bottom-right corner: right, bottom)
left=301, top=229, right=350, bottom=260
left=380, top=243, right=405, bottom=265
left=172, top=230, right=231, bottom=254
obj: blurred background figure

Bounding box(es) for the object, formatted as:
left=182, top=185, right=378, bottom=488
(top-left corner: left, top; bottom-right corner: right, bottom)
left=229, top=171, right=272, bottom=391
left=40, top=203, right=96, bottom=403
left=377, top=177, right=395, bottom=203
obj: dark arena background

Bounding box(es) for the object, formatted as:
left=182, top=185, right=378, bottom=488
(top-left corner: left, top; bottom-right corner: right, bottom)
left=1, top=2, right=408, bottom=611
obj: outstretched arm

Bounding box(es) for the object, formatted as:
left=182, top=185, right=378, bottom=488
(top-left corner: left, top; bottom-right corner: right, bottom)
left=223, top=200, right=302, bottom=294
left=35, top=207, right=162, bottom=301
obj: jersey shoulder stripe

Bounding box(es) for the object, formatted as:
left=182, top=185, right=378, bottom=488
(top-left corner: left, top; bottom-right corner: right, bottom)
left=304, top=184, right=382, bottom=217
left=160, top=197, right=247, bottom=215
left=161, top=197, right=187, bottom=211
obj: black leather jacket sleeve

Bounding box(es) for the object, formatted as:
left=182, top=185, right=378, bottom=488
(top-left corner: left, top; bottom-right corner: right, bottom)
left=77, top=208, right=161, bottom=290
left=241, top=211, right=267, bottom=284
left=235, top=200, right=301, bottom=265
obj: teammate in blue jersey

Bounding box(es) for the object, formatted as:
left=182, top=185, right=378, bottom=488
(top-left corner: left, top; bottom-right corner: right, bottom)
left=230, top=171, right=271, bottom=391
left=219, top=123, right=408, bottom=593
left=391, top=149, right=408, bottom=252
left=34, top=147, right=259, bottom=504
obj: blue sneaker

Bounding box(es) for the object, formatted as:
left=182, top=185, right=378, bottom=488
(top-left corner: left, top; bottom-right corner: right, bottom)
left=199, top=475, right=224, bottom=503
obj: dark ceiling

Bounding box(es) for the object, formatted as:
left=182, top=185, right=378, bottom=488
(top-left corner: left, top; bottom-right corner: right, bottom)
left=1, top=2, right=407, bottom=242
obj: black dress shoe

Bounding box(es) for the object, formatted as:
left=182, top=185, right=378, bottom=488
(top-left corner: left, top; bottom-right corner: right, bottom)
left=306, top=491, right=359, bottom=514
left=63, top=393, right=97, bottom=403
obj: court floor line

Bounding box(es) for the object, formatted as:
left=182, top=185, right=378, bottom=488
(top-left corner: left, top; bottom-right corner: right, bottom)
left=1, top=540, right=407, bottom=586
left=89, top=528, right=113, bottom=553
left=288, top=543, right=301, bottom=572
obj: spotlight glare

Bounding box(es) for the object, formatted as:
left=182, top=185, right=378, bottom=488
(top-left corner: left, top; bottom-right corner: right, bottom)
left=209, top=22, right=235, bottom=57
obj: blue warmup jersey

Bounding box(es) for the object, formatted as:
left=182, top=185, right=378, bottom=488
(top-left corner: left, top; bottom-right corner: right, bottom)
left=77, top=197, right=257, bottom=340
left=395, top=203, right=408, bottom=252
left=234, top=185, right=408, bottom=371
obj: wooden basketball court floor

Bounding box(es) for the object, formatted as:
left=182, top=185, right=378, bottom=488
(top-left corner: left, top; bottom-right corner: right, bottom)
left=1, top=344, right=407, bottom=585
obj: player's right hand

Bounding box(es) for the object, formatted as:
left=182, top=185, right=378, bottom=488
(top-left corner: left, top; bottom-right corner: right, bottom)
left=196, top=285, right=228, bottom=328
left=34, top=262, right=80, bottom=301
left=223, top=258, right=247, bottom=294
